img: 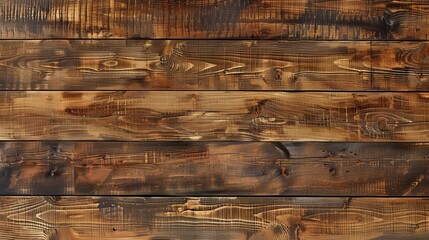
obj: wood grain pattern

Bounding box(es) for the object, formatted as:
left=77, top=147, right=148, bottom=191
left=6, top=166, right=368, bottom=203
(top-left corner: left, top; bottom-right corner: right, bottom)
left=1, top=196, right=429, bottom=239
left=1, top=0, right=429, bottom=40
left=0, top=40, right=369, bottom=90
left=2, top=0, right=429, bottom=239
left=0, top=91, right=428, bottom=141
left=1, top=141, right=429, bottom=196
left=1, top=40, right=428, bottom=91
left=371, top=41, right=429, bottom=90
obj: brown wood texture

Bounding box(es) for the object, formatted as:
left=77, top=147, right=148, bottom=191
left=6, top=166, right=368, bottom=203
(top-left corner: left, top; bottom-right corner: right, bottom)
left=0, top=0, right=429, bottom=40
left=0, top=91, right=428, bottom=141
left=371, top=41, right=429, bottom=89
left=1, top=141, right=429, bottom=196
left=1, top=196, right=429, bottom=239
left=1, top=40, right=428, bottom=91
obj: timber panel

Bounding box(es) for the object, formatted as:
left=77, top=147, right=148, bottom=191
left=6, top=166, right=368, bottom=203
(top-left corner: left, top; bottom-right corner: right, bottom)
left=0, top=141, right=429, bottom=196
left=0, top=40, right=370, bottom=90
left=0, top=0, right=429, bottom=40
left=0, top=91, right=428, bottom=141
left=1, top=40, right=428, bottom=91
left=0, top=196, right=429, bottom=239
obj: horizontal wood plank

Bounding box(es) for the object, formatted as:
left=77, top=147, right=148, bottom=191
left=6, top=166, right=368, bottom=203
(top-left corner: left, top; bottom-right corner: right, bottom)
left=0, top=40, right=370, bottom=90
left=1, top=196, right=429, bottom=239
left=0, top=91, right=428, bottom=141
left=0, top=0, right=429, bottom=40
left=1, top=40, right=428, bottom=91
left=1, top=141, right=429, bottom=196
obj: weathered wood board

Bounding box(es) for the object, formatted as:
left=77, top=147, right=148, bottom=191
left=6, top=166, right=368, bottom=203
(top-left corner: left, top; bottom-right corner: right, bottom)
left=0, top=40, right=428, bottom=91
left=1, top=141, right=429, bottom=196
left=1, top=0, right=429, bottom=40
left=0, top=91, right=428, bottom=141
left=1, top=196, right=429, bottom=239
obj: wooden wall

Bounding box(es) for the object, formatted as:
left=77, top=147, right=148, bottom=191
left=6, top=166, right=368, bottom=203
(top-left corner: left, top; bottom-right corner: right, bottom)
left=1, top=1, right=429, bottom=239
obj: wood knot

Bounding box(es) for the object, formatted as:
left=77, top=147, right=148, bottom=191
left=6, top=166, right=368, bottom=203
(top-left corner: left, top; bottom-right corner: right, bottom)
left=275, top=69, right=283, bottom=81
left=282, top=167, right=289, bottom=176
left=376, top=116, right=392, bottom=132
left=248, top=100, right=268, bottom=116
left=160, top=55, right=170, bottom=67
left=357, top=112, right=412, bottom=138
left=323, top=162, right=337, bottom=177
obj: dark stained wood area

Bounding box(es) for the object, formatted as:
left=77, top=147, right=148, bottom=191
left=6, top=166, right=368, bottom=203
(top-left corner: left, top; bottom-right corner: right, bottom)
left=0, top=0, right=429, bottom=40
left=0, top=91, right=428, bottom=141
left=0, top=40, right=428, bottom=91
left=1, top=141, right=429, bottom=196
left=2, top=196, right=429, bottom=239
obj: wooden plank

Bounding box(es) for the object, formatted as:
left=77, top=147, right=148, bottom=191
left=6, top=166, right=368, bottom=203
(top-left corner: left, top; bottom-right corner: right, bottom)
left=0, top=40, right=370, bottom=90
left=0, top=0, right=428, bottom=40
left=1, top=196, right=429, bottom=239
left=0, top=91, right=428, bottom=141
left=1, top=40, right=427, bottom=91
left=1, top=141, right=429, bottom=196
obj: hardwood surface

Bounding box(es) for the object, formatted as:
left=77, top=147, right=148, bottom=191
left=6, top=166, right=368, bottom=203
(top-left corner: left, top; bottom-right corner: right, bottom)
left=0, top=40, right=428, bottom=91
left=0, top=0, right=429, bottom=40
left=0, top=91, right=428, bottom=141
left=1, top=141, right=429, bottom=196
left=1, top=196, right=429, bottom=239
left=371, top=41, right=429, bottom=90
left=1, top=1, right=429, bottom=239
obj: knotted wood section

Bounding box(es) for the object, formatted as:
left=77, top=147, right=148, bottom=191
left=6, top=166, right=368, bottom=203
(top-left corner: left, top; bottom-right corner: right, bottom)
left=0, top=141, right=429, bottom=196
left=0, top=0, right=428, bottom=39
left=0, top=40, right=428, bottom=90
left=0, top=91, right=428, bottom=141
left=1, top=196, right=429, bottom=239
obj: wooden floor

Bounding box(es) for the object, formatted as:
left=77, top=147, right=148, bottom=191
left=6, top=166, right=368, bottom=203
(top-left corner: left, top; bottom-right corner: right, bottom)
left=1, top=1, right=429, bottom=239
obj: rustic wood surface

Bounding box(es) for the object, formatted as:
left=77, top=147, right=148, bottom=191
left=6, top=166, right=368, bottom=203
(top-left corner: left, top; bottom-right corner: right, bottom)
left=0, top=40, right=428, bottom=91
left=1, top=141, right=429, bottom=196
left=0, top=0, right=429, bottom=40
left=0, top=91, right=428, bottom=141
left=1, top=196, right=429, bottom=239
left=371, top=41, right=429, bottom=90
left=1, top=1, right=429, bottom=238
